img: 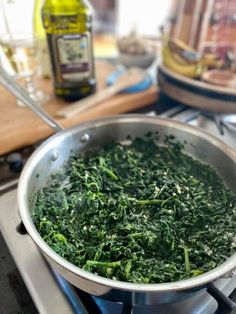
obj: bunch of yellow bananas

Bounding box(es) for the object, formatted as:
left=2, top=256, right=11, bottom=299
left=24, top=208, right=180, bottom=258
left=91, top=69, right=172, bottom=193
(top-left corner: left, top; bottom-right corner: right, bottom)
left=162, top=38, right=222, bottom=79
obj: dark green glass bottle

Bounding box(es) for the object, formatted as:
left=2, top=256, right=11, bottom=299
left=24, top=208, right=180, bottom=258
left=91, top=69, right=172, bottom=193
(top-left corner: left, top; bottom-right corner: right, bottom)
left=42, top=0, right=96, bottom=101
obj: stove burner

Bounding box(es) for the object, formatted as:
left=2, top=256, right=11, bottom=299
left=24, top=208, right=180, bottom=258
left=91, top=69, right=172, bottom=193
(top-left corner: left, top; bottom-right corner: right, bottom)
left=59, top=278, right=236, bottom=314
left=53, top=266, right=236, bottom=314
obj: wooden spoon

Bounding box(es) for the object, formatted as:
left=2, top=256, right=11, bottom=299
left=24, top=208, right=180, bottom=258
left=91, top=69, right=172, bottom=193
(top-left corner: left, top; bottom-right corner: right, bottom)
left=56, top=68, right=147, bottom=118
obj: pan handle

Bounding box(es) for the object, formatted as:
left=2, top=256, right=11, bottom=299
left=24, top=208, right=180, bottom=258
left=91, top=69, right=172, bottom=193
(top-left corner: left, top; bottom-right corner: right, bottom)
left=0, top=65, right=64, bottom=133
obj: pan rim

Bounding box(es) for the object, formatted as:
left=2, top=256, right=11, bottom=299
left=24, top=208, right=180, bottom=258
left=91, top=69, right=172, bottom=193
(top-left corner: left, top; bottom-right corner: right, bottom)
left=18, top=114, right=236, bottom=293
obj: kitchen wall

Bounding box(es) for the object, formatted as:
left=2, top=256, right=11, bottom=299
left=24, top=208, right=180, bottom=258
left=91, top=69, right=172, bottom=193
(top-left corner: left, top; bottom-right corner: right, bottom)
left=0, top=0, right=34, bottom=36
left=116, top=0, right=171, bottom=36
left=0, top=0, right=172, bottom=38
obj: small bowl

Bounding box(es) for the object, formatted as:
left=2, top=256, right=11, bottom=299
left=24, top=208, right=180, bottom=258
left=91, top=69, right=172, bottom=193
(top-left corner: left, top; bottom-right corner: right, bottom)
left=201, top=70, right=236, bottom=88
left=118, top=52, right=156, bottom=69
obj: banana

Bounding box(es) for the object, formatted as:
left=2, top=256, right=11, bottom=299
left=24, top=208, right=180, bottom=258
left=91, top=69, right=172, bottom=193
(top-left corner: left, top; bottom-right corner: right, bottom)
left=171, top=51, right=196, bottom=65
left=169, top=39, right=202, bottom=64
left=169, top=38, right=196, bottom=53
left=202, top=53, right=223, bottom=68
left=169, top=39, right=222, bottom=68
left=162, top=43, right=203, bottom=78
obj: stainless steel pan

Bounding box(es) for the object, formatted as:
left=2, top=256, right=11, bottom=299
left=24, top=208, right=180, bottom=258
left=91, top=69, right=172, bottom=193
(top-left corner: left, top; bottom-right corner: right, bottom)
left=0, top=67, right=236, bottom=306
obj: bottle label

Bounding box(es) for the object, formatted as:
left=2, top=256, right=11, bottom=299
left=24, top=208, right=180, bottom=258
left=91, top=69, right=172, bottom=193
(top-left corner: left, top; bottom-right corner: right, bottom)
left=56, top=33, right=91, bottom=81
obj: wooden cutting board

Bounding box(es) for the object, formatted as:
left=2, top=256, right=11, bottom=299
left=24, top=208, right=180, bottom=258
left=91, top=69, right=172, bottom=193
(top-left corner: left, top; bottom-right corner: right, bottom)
left=0, top=61, right=158, bottom=155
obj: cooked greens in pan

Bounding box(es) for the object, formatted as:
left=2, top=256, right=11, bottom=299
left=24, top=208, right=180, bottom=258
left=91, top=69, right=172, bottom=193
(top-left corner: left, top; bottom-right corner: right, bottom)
left=33, top=135, right=236, bottom=284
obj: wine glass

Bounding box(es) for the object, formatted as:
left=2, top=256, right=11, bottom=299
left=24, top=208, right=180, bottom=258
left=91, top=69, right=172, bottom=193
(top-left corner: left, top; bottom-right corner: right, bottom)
left=0, top=0, right=49, bottom=106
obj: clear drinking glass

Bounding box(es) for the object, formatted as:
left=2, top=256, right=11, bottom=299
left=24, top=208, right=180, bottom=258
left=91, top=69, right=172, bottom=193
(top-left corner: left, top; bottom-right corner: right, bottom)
left=0, top=0, right=49, bottom=106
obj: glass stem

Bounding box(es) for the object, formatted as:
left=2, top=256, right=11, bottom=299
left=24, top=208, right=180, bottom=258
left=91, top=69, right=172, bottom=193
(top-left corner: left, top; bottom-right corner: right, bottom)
left=16, top=75, right=36, bottom=107
left=24, top=75, right=36, bottom=98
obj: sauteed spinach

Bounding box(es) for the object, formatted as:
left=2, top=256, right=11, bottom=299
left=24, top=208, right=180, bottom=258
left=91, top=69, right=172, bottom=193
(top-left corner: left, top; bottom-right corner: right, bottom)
left=33, top=135, right=236, bottom=284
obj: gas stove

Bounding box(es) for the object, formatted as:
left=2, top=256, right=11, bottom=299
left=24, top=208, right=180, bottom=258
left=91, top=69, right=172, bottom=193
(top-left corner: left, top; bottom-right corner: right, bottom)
left=0, top=105, right=235, bottom=314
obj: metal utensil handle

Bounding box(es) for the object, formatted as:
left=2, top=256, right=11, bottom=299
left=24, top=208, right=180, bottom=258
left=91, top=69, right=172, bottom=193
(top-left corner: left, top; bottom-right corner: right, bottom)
left=0, top=65, right=63, bottom=133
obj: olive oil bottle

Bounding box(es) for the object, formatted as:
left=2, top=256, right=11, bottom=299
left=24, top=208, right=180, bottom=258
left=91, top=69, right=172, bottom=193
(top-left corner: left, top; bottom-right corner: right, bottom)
left=42, top=0, right=96, bottom=101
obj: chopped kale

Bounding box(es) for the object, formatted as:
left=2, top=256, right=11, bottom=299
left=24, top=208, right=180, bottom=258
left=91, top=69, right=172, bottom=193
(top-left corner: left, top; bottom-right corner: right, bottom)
left=32, top=136, right=236, bottom=284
